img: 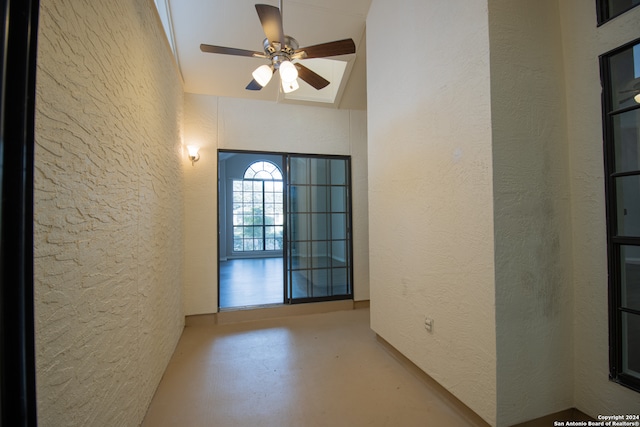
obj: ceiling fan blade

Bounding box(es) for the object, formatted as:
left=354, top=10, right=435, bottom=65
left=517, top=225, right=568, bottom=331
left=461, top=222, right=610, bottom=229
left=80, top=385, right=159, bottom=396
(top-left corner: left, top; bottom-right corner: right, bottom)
left=618, top=88, right=640, bottom=103
left=295, top=63, right=330, bottom=90
left=255, top=4, right=284, bottom=46
left=294, top=39, right=356, bottom=59
left=246, top=79, right=263, bottom=91
left=200, top=44, right=265, bottom=58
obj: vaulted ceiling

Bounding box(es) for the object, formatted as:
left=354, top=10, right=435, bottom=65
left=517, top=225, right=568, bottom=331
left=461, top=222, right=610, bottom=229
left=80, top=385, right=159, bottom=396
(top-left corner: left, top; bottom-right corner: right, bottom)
left=163, top=0, right=371, bottom=109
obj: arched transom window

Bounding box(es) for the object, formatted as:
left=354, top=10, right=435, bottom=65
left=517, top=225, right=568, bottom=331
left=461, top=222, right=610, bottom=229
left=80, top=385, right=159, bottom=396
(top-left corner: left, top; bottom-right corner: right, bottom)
left=244, top=161, right=283, bottom=180
left=232, top=161, right=284, bottom=252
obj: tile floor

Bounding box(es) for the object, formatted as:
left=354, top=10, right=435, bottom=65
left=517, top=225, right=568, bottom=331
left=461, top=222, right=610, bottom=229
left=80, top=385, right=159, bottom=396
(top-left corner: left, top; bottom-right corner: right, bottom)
left=142, top=307, right=486, bottom=427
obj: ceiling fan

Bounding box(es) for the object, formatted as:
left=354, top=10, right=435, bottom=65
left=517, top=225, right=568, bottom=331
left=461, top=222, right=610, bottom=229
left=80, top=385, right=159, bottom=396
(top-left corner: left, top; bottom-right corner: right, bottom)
left=199, top=1, right=356, bottom=93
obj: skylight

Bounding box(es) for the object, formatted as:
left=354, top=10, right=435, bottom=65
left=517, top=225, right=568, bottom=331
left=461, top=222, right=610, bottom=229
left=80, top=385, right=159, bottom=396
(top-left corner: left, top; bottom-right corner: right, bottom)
left=284, top=58, right=349, bottom=104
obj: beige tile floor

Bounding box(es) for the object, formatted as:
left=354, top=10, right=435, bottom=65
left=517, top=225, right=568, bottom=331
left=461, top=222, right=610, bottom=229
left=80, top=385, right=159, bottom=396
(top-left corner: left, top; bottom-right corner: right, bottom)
left=142, top=307, right=486, bottom=427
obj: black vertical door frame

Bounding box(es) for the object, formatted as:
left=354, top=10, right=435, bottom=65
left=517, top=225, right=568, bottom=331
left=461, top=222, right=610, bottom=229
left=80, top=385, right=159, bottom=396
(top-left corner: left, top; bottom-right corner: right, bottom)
left=1, top=0, right=40, bottom=425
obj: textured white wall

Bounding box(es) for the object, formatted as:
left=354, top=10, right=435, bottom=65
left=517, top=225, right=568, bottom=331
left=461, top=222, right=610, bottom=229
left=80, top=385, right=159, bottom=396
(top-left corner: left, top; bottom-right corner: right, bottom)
left=183, top=95, right=369, bottom=314
left=183, top=94, right=218, bottom=315
left=489, top=1, right=574, bottom=424
left=559, top=1, right=640, bottom=416
left=367, top=0, right=497, bottom=424
left=369, top=0, right=640, bottom=425
left=34, top=1, right=185, bottom=425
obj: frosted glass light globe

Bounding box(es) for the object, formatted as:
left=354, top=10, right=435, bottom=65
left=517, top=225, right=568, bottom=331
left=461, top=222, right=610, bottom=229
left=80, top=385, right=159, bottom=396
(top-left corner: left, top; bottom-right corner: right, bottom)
left=282, top=78, right=299, bottom=93
left=279, top=60, right=298, bottom=83
left=252, top=64, right=273, bottom=87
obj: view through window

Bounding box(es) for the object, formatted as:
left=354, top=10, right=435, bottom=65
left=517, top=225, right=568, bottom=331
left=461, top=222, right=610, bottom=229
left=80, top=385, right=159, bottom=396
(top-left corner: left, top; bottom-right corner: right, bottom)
left=232, top=161, right=284, bottom=252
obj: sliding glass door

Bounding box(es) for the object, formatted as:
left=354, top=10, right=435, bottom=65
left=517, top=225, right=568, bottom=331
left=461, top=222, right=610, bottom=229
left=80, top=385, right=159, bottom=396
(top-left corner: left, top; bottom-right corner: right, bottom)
left=285, top=155, right=353, bottom=303
left=218, top=151, right=352, bottom=308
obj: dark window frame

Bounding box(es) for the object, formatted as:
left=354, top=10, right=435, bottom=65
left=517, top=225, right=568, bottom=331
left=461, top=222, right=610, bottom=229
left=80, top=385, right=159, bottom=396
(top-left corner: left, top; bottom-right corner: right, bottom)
left=597, top=0, right=640, bottom=26
left=600, top=36, right=640, bottom=394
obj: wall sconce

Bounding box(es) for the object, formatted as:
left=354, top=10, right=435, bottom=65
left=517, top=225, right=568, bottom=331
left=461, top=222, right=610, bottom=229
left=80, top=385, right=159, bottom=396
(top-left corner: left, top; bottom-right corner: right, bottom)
left=187, top=145, right=200, bottom=166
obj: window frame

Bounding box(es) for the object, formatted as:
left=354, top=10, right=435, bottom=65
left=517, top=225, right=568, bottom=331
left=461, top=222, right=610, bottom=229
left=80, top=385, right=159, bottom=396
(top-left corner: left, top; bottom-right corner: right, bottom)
left=597, top=0, right=640, bottom=26
left=600, top=36, right=640, bottom=393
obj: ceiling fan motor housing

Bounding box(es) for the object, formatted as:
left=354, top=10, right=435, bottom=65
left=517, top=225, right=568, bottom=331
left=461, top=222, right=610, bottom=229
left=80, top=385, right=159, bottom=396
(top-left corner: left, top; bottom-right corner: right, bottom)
left=263, top=36, right=300, bottom=69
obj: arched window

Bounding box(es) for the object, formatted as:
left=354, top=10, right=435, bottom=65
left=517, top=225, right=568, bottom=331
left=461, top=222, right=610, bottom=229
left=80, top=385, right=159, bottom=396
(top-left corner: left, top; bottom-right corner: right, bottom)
left=243, top=161, right=282, bottom=180
left=232, top=161, right=284, bottom=252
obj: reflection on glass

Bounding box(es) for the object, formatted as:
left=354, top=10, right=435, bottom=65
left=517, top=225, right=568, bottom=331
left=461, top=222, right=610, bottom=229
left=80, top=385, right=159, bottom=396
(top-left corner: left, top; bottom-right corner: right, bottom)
left=609, top=44, right=640, bottom=109
left=311, top=186, right=328, bottom=212
left=290, top=186, right=308, bottom=212
left=286, top=155, right=351, bottom=301
left=312, top=269, right=330, bottom=295
left=616, top=176, right=640, bottom=236
left=332, top=268, right=349, bottom=290
left=291, top=273, right=310, bottom=299
left=606, top=0, right=640, bottom=21
left=290, top=241, right=310, bottom=269
left=311, top=242, right=328, bottom=265
left=331, top=214, right=347, bottom=239
left=622, top=312, right=640, bottom=378
left=310, top=158, right=329, bottom=185
left=311, top=214, right=329, bottom=240
left=331, top=187, right=346, bottom=211
left=331, top=159, right=347, bottom=184
left=332, top=240, right=348, bottom=262
left=291, top=213, right=309, bottom=241
left=621, top=245, right=640, bottom=311
left=289, top=157, right=309, bottom=185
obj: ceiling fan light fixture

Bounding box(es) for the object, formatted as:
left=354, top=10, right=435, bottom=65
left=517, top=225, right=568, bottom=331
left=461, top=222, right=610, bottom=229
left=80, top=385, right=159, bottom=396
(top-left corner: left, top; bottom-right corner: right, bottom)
left=252, top=64, right=273, bottom=87
left=282, top=78, right=299, bottom=93
left=199, top=2, right=357, bottom=95
left=279, top=60, right=298, bottom=83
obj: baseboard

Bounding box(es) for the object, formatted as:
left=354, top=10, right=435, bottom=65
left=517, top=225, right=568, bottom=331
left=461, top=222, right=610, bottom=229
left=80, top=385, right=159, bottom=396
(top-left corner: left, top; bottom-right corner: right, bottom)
left=376, top=335, right=491, bottom=427
left=511, top=408, right=593, bottom=427
left=185, top=299, right=370, bottom=326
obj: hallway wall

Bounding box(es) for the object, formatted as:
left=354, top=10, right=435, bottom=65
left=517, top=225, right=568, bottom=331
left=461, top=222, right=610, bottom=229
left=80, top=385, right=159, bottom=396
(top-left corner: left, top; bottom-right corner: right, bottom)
left=34, top=0, right=185, bottom=425
left=367, top=0, right=497, bottom=423
left=183, top=94, right=369, bottom=314
left=489, top=1, right=573, bottom=424
left=368, top=0, right=640, bottom=425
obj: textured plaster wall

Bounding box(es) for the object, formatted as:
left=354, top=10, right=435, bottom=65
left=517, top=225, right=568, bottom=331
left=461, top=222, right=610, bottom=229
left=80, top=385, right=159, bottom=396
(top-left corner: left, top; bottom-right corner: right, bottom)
left=489, top=1, right=574, bottom=425
left=183, top=94, right=218, bottom=315
left=34, top=1, right=184, bottom=425
left=367, top=0, right=497, bottom=424
left=558, top=1, right=640, bottom=416
left=183, top=94, right=369, bottom=314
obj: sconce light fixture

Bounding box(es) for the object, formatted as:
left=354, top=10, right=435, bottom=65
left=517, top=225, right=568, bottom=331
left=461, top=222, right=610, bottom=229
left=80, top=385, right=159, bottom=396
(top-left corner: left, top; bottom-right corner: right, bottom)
left=187, top=145, right=200, bottom=166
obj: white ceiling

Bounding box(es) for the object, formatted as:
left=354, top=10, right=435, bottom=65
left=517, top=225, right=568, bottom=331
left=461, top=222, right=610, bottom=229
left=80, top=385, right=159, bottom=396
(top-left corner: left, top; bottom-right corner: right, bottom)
left=165, top=0, right=371, bottom=109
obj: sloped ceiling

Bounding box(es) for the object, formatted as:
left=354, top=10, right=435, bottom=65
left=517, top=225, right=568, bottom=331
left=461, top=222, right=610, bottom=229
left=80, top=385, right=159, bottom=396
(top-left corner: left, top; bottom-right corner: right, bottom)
left=167, top=0, right=371, bottom=109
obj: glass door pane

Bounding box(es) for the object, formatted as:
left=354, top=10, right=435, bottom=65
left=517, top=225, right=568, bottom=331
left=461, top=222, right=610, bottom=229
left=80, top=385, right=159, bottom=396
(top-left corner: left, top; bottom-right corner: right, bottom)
left=285, top=156, right=352, bottom=303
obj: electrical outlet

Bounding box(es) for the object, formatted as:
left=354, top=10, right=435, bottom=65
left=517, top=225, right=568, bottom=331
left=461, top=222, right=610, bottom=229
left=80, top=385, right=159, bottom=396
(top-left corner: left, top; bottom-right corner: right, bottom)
left=424, top=317, right=433, bottom=332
